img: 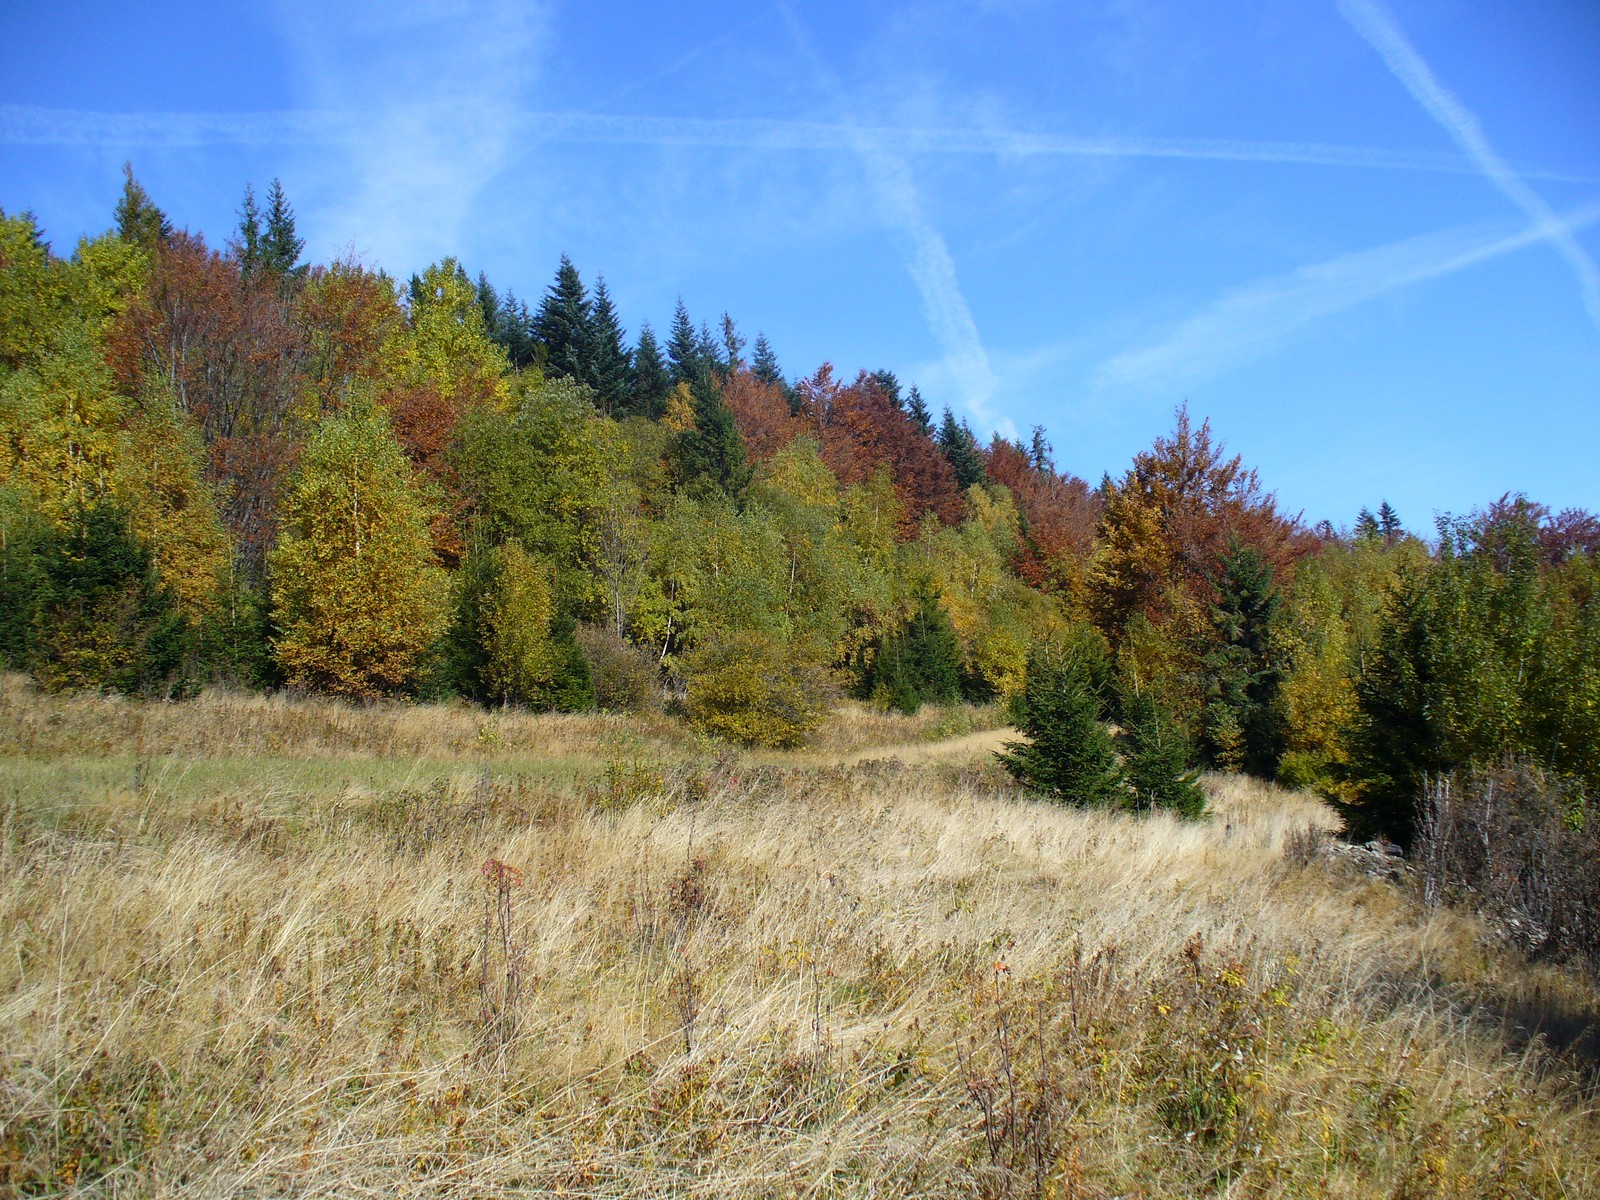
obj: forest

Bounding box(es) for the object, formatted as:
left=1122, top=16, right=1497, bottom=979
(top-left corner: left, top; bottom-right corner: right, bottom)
left=3, top=166, right=1599, bottom=854
left=6, top=168, right=1600, bottom=1197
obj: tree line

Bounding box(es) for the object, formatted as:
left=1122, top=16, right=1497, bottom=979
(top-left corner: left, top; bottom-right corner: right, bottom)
left=2, top=167, right=1596, bottom=847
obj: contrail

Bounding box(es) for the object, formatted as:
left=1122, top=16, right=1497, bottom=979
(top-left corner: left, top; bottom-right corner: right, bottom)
left=1340, top=0, right=1600, bottom=331
left=5, top=103, right=1594, bottom=184
left=1095, top=200, right=1600, bottom=392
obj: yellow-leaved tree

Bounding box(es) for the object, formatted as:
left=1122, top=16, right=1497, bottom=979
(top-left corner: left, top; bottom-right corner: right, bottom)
left=269, top=399, right=447, bottom=698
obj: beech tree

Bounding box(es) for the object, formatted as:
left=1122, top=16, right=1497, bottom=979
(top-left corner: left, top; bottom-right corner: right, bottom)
left=269, top=400, right=447, bottom=698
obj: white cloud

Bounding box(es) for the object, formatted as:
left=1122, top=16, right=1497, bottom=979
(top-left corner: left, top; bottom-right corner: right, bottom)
left=1093, top=201, right=1600, bottom=392
left=1340, top=0, right=1600, bottom=331
left=269, top=0, right=546, bottom=273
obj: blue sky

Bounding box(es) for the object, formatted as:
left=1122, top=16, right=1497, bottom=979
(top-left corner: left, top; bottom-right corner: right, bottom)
left=2, top=0, right=1597, bottom=529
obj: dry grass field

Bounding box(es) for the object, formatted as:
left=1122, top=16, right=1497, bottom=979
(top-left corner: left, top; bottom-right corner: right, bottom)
left=2, top=674, right=1597, bottom=1197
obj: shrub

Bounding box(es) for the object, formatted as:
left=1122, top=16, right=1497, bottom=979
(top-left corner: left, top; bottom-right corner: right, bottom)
left=684, top=630, right=832, bottom=747
left=1416, top=762, right=1600, bottom=982
left=576, top=623, right=660, bottom=713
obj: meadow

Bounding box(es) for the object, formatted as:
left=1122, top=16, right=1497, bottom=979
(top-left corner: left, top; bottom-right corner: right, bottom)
left=2, top=674, right=1597, bottom=1198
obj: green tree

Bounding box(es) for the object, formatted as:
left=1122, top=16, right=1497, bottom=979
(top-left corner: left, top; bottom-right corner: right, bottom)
left=236, top=183, right=263, bottom=275
left=859, top=584, right=962, bottom=713
left=998, top=644, right=1125, bottom=807
left=1199, top=540, right=1284, bottom=777
left=27, top=503, right=194, bottom=696
left=534, top=254, right=592, bottom=384
left=260, top=178, right=305, bottom=279
left=666, top=298, right=700, bottom=383
left=1120, top=686, right=1207, bottom=818
left=667, top=366, right=748, bottom=499
left=630, top=321, right=672, bottom=418
left=113, top=162, right=171, bottom=251
left=937, top=406, right=986, bottom=489
left=269, top=400, right=447, bottom=698
left=904, top=385, right=933, bottom=437
left=588, top=277, right=632, bottom=413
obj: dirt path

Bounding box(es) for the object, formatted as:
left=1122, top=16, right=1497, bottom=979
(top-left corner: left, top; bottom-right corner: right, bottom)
left=827, top=725, right=1018, bottom=767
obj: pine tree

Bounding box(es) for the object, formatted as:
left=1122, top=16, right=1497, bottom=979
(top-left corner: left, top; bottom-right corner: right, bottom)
left=113, top=162, right=172, bottom=251
left=237, top=183, right=263, bottom=276
left=1120, top=687, right=1207, bottom=818
left=997, top=646, right=1125, bottom=807
left=260, top=179, right=305, bottom=278
left=937, top=407, right=987, bottom=489
left=904, top=385, right=933, bottom=437
left=1355, top=507, right=1381, bottom=541
left=588, top=277, right=632, bottom=413
left=534, top=254, right=592, bottom=384
left=1200, top=540, right=1285, bottom=778
left=631, top=322, right=672, bottom=418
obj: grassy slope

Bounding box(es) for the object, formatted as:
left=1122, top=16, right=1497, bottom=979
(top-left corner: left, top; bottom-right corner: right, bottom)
left=1, top=675, right=1596, bottom=1197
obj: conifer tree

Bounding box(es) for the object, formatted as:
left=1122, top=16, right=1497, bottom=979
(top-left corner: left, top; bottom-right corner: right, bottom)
left=534, top=254, right=592, bottom=384
left=938, top=407, right=987, bottom=489
left=1377, top=501, right=1403, bottom=545
left=869, top=369, right=902, bottom=407
left=1120, top=687, right=1207, bottom=818
left=259, top=179, right=305, bottom=278
left=236, top=183, right=263, bottom=275
left=1028, top=425, right=1053, bottom=473
left=588, top=277, right=632, bottom=413
left=751, top=332, right=784, bottom=387
left=667, top=366, right=748, bottom=498
left=667, top=298, right=700, bottom=383
left=859, top=584, right=962, bottom=713
left=719, top=313, right=745, bottom=376
left=631, top=322, right=672, bottom=418
left=696, top=319, right=725, bottom=376
left=1355, top=507, right=1381, bottom=541
left=113, top=162, right=172, bottom=250
left=1199, top=540, right=1285, bottom=777
left=998, top=646, right=1125, bottom=807
left=904, top=385, right=933, bottom=437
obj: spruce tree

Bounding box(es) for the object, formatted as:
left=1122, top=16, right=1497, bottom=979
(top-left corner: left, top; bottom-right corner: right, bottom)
left=904, top=385, right=933, bottom=437
left=1029, top=425, right=1053, bottom=473
left=998, top=646, right=1125, bottom=807
left=667, top=298, right=700, bottom=383
left=1377, top=501, right=1403, bottom=545
left=260, top=178, right=305, bottom=278
left=869, top=369, right=902, bottom=407
left=588, top=277, right=632, bottom=413
left=1199, top=540, right=1285, bottom=778
left=1355, top=507, right=1381, bottom=541
left=631, top=322, right=672, bottom=418
left=1121, top=687, right=1207, bottom=818
left=237, top=183, right=263, bottom=275
left=751, top=333, right=784, bottom=387
left=113, top=162, right=172, bottom=251
left=938, top=407, right=987, bottom=489
left=860, top=585, right=962, bottom=713
left=719, top=313, right=745, bottom=375
left=534, top=255, right=592, bottom=384
left=667, top=365, right=748, bottom=498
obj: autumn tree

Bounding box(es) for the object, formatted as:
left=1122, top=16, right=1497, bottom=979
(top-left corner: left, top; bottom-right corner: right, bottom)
left=268, top=400, right=447, bottom=698
left=1090, top=406, right=1302, bottom=639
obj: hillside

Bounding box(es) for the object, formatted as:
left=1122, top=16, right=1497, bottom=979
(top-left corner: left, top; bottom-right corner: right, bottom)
left=3, top=677, right=1596, bottom=1197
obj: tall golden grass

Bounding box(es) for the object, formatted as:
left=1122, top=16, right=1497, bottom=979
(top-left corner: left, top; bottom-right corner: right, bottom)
left=2, top=675, right=1596, bottom=1196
